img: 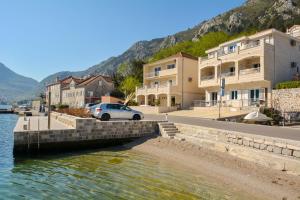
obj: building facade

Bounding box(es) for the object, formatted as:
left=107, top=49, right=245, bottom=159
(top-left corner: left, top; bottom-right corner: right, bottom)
left=61, top=75, right=114, bottom=108
left=136, top=52, right=203, bottom=109
left=198, top=27, right=300, bottom=108
left=46, top=75, right=114, bottom=108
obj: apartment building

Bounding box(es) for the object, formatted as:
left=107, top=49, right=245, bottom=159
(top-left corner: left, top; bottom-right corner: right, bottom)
left=46, top=75, right=114, bottom=108
left=62, top=75, right=114, bottom=108
left=198, top=26, right=300, bottom=108
left=136, top=52, right=202, bottom=110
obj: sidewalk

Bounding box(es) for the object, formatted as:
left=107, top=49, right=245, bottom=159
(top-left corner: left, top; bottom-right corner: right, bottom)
left=144, top=114, right=300, bottom=141
left=14, top=116, right=72, bottom=132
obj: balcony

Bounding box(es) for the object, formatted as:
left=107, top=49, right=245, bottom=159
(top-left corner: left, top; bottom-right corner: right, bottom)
left=239, top=67, right=260, bottom=75
left=201, top=75, right=215, bottom=81
left=145, top=68, right=177, bottom=79
left=136, top=83, right=175, bottom=96
left=221, top=71, right=235, bottom=77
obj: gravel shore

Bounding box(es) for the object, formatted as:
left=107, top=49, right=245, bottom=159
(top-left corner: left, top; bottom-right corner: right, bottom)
left=124, top=136, right=300, bottom=200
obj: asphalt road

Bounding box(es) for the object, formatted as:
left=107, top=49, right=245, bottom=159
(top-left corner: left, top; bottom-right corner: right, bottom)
left=144, top=114, right=300, bottom=141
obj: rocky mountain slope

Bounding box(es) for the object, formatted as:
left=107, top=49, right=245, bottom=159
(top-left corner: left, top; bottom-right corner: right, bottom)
left=0, top=63, right=38, bottom=102
left=37, top=0, right=300, bottom=94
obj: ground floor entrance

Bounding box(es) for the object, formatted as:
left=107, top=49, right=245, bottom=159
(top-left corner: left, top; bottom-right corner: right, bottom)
left=200, top=86, right=270, bottom=108
left=136, top=94, right=182, bottom=108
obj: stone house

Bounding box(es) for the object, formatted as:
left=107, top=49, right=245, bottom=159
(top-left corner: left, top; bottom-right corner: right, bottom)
left=46, top=75, right=114, bottom=108
left=61, top=75, right=114, bottom=108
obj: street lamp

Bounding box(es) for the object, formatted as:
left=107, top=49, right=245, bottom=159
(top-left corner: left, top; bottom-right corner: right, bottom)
left=217, top=58, right=223, bottom=119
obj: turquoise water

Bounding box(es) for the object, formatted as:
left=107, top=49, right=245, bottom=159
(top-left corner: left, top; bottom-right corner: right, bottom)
left=0, top=114, right=254, bottom=199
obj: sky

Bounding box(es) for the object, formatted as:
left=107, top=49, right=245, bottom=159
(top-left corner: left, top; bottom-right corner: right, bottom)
left=0, top=0, right=245, bottom=81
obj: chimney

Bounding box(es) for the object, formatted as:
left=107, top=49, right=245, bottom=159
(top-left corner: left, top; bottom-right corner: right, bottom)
left=55, top=77, right=60, bottom=83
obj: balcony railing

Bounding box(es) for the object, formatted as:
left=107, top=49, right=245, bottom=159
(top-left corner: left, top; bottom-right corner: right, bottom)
left=193, top=98, right=267, bottom=108
left=201, top=75, right=215, bottom=81
left=221, top=71, right=235, bottom=77
left=239, top=67, right=260, bottom=75
left=145, top=68, right=177, bottom=78
left=240, top=42, right=260, bottom=51
left=136, top=82, right=176, bottom=95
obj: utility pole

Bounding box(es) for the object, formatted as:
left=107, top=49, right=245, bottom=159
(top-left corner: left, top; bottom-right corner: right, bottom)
left=48, top=91, right=51, bottom=130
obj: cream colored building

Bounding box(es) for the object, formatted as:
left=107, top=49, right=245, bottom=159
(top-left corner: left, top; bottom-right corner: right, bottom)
left=136, top=52, right=203, bottom=110
left=62, top=75, right=114, bottom=108
left=198, top=26, right=300, bottom=108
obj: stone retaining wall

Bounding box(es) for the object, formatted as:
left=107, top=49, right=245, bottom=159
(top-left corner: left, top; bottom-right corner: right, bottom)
left=14, top=113, right=162, bottom=153
left=174, top=123, right=300, bottom=175
left=272, top=88, right=300, bottom=112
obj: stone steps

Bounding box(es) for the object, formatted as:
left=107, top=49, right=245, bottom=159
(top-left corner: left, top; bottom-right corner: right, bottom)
left=158, top=122, right=181, bottom=139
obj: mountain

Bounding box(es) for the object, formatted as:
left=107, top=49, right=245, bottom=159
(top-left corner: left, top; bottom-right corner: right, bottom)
left=37, top=0, right=300, bottom=93
left=0, top=63, right=38, bottom=102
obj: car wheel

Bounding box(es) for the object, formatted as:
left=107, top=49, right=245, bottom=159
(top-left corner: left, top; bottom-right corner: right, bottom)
left=133, top=114, right=141, bottom=120
left=101, top=113, right=110, bottom=121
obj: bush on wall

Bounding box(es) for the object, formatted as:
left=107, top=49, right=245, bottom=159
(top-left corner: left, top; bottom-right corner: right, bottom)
left=275, top=81, right=300, bottom=89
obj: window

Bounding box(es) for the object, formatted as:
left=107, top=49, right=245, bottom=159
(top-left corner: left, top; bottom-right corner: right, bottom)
left=253, top=63, right=260, bottom=68
left=99, top=80, right=103, bottom=86
left=167, top=64, right=175, bottom=69
left=290, top=39, right=296, bottom=46
left=291, top=62, right=297, bottom=68
left=107, top=104, right=122, bottom=110
left=154, top=67, right=161, bottom=76
left=88, top=91, right=93, bottom=97
left=230, top=91, right=238, bottom=100
left=168, top=80, right=173, bottom=85
left=188, top=77, right=193, bottom=82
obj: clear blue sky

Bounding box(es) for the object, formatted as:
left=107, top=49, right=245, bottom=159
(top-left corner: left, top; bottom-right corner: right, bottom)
left=0, top=0, right=245, bottom=81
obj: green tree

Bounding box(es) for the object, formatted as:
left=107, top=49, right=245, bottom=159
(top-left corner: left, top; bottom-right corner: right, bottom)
left=120, top=76, right=141, bottom=97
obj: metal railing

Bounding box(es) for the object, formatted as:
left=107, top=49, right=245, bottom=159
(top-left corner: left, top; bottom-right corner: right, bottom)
left=192, top=99, right=266, bottom=108
left=239, top=67, right=260, bottom=75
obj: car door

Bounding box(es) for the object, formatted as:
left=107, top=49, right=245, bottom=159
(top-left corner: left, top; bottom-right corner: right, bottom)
left=108, top=104, right=122, bottom=119
left=120, top=105, right=133, bottom=119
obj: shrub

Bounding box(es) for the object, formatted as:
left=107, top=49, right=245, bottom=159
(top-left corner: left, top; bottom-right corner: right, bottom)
left=50, top=105, right=56, bottom=111
left=261, top=107, right=283, bottom=125
left=275, top=81, right=300, bottom=89
left=57, top=104, right=69, bottom=110
left=126, top=100, right=138, bottom=106
left=57, top=108, right=91, bottom=118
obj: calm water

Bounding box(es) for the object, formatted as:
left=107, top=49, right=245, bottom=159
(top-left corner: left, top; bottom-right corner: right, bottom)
left=0, top=114, right=253, bottom=200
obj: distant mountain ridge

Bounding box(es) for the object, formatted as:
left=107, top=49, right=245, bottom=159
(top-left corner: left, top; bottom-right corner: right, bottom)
left=0, top=63, right=38, bottom=102
left=35, top=0, right=300, bottom=94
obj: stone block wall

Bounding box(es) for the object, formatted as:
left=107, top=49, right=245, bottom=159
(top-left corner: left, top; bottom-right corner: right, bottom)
left=272, top=88, right=300, bottom=112
left=175, top=123, right=300, bottom=159
left=14, top=113, right=161, bottom=152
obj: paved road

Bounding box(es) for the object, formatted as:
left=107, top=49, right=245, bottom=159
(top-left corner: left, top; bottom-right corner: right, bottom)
left=144, top=114, right=300, bottom=141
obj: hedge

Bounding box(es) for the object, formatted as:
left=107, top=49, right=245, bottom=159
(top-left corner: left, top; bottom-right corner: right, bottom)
left=275, top=81, right=300, bottom=89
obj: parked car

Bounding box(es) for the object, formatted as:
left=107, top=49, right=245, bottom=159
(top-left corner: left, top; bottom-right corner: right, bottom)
left=85, top=103, right=97, bottom=113
left=92, top=103, right=144, bottom=121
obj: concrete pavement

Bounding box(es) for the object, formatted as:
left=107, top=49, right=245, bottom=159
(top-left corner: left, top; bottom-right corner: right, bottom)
left=144, top=114, right=300, bottom=141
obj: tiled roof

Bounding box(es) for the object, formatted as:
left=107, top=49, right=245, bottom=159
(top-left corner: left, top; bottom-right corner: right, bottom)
left=77, top=75, right=112, bottom=87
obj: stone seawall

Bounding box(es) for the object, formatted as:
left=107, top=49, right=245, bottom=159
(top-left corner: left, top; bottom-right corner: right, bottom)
left=14, top=113, right=162, bottom=153
left=173, top=123, right=300, bottom=175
